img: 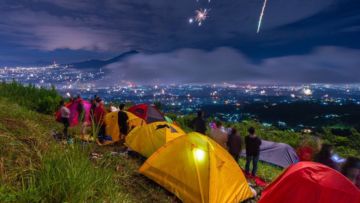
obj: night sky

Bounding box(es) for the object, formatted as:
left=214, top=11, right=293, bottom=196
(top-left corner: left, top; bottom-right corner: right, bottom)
left=0, top=0, right=360, bottom=84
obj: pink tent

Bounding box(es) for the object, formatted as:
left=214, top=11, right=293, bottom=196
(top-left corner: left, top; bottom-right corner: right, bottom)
left=67, top=99, right=92, bottom=127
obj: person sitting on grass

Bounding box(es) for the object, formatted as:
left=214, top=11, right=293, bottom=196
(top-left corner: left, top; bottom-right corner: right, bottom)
left=245, top=127, right=262, bottom=177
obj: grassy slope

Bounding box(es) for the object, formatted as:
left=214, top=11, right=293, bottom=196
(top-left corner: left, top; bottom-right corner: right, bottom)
left=0, top=96, right=282, bottom=203
left=0, top=98, right=175, bottom=203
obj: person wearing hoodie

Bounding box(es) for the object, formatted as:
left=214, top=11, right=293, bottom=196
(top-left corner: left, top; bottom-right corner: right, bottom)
left=245, top=127, right=262, bottom=176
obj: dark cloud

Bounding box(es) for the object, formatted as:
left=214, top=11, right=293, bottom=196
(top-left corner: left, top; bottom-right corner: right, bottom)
left=101, top=46, right=360, bottom=85
left=0, top=0, right=359, bottom=84
left=0, top=0, right=341, bottom=52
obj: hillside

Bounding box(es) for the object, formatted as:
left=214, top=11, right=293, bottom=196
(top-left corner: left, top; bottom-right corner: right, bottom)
left=67, top=50, right=139, bottom=70
left=0, top=97, right=177, bottom=202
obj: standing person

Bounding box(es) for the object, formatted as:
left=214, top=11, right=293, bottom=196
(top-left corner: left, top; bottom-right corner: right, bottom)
left=118, top=103, right=129, bottom=140
left=227, top=128, right=242, bottom=162
left=191, top=110, right=207, bottom=134
left=59, top=100, right=70, bottom=139
left=314, top=144, right=339, bottom=170
left=94, top=99, right=107, bottom=143
left=210, top=121, right=228, bottom=149
left=90, top=98, right=96, bottom=118
left=245, top=127, right=262, bottom=176
left=76, top=95, right=87, bottom=136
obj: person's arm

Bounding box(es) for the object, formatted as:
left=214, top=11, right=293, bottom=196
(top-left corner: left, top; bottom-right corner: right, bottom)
left=65, top=107, right=70, bottom=117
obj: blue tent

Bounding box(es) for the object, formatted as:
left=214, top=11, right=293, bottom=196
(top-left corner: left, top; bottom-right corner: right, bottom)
left=241, top=140, right=299, bottom=168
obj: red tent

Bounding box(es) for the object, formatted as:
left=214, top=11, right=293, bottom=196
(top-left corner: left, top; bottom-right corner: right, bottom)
left=259, top=162, right=360, bottom=203
left=128, top=104, right=165, bottom=123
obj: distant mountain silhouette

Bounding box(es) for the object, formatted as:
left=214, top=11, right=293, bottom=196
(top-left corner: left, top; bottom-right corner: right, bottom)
left=68, top=50, right=139, bottom=69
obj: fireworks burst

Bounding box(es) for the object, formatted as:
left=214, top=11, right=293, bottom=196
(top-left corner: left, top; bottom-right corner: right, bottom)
left=257, top=0, right=268, bottom=34
left=194, top=8, right=209, bottom=26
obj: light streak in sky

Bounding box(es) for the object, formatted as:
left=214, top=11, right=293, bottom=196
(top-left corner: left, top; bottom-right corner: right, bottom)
left=257, top=0, right=268, bottom=34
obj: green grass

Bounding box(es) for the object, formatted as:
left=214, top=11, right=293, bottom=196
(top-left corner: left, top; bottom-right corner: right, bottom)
left=0, top=97, right=176, bottom=203
left=238, top=158, right=283, bottom=183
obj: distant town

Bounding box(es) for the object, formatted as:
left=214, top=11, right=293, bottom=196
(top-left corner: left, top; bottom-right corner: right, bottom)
left=1, top=64, right=360, bottom=133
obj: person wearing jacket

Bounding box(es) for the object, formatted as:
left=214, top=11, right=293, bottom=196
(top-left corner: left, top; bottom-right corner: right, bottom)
left=245, top=127, right=262, bottom=176
left=227, top=128, right=242, bottom=162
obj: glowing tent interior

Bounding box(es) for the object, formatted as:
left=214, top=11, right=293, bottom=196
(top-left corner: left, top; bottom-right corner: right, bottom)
left=139, top=132, right=254, bottom=203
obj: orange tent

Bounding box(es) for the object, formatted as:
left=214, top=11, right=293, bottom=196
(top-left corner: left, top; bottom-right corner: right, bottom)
left=125, top=122, right=185, bottom=157
left=102, top=111, right=145, bottom=145
left=139, top=132, right=254, bottom=203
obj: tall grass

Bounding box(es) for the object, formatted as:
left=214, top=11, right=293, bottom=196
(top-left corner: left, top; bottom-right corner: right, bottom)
left=3, top=146, right=124, bottom=203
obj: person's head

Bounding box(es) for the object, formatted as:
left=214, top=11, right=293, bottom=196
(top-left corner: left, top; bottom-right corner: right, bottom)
left=248, top=127, right=255, bottom=135
left=341, top=157, right=360, bottom=183
left=60, top=100, right=65, bottom=106
left=231, top=127, right=237, bottom=135
left=76, top=94, right=81, bottom=99
left=197, top=110, right=204, bottom=118
left=119, top=103, right=125, bottom=110
left=317, top=144, right=334, bottom=160
left=215, top=120, right=222, bottom=128
left=95, top=97, right=101, bottom=103
left=322, top=144, right=334, bottom=154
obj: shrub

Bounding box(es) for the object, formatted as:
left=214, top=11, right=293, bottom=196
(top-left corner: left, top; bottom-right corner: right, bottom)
left=0, top=81, right=62, bottom=114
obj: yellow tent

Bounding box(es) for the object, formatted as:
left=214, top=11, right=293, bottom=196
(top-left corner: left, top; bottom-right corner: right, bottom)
left=125, top=122, right=185, bottom=157
left=103, top=111, right=145, bottom=144
left=139, top=132, right=254, bottom=203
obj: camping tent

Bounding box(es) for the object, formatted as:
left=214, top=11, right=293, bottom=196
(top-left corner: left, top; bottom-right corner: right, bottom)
left=125, top=121, right=185, bottom=157
left=128, top=104, right=165, bottom=123
left=55, top=99, right=92, bottom=127
left=103, top=111, right=145, bottom=144
left=241, top=140, right=299, bottom=168
left=139, top=132, right=254, bottom=203
left=259, top=162, right=360, bottom=203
